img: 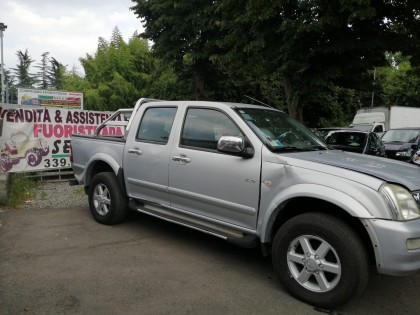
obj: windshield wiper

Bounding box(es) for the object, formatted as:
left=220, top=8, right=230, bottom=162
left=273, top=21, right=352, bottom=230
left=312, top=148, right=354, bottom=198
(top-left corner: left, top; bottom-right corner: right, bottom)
left=271, top=145, right=327, bottom=152
left=383, top=140, right=404, bottom=144
left=306, top=145, right=328, bottom=151
left=271, top=146, right=306, bottom=152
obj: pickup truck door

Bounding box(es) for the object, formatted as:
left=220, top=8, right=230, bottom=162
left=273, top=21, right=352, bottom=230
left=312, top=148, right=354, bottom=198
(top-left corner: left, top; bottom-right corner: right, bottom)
left=123, top=106, right=178, bottom=205
left=168, top=107, right=261, bottom=230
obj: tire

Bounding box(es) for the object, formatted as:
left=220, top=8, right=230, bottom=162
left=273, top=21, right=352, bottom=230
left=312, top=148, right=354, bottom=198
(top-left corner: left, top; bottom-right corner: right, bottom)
left=272, top=212, right=369, bottom=309
left=88, top=172, right=128, bottom=225
left=25, top=149, right=42, bottom=167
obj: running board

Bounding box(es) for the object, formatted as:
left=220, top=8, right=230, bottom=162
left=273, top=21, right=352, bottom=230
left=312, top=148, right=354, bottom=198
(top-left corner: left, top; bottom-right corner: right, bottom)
left=128, top=200, right=258, bottom=248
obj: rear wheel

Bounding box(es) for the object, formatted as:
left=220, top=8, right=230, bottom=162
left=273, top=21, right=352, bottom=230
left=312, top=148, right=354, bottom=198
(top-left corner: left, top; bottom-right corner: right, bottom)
left=272, top=212, right=369, bottom=308
left=88, top=172, right=128, bottom=225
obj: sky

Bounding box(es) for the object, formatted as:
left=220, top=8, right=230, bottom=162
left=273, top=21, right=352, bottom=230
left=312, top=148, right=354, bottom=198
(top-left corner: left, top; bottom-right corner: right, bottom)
left=1, top=0, right=144, bottom=74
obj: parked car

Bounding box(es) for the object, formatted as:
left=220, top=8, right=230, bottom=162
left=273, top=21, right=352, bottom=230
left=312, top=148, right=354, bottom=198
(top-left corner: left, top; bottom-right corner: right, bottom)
left=313, top=127, right=342, bottom=139
left=325, top=129, right=386, bottom=157
left=381, top=128, right=420, bottom=162
left=412, top=149, right=420, bottom=166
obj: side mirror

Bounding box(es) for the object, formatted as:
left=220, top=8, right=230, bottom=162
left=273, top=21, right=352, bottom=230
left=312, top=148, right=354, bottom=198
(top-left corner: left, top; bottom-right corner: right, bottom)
left=217, top=136, right=254, bottom=158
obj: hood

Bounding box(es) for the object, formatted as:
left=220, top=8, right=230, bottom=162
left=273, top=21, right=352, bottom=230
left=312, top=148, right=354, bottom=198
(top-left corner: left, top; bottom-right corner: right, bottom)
left=384, top=142, right=413, bottom=151
left=287, top=150, right=420, bottom=191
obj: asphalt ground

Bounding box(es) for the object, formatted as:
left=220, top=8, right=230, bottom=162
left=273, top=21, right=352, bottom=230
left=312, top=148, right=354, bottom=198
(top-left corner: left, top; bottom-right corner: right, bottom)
left=1, top=203, right=420, bottom=315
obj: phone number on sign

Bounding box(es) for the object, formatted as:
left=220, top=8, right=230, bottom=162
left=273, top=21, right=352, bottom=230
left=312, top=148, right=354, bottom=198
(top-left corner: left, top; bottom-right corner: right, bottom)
left=44, top=158, right=68, bottom=168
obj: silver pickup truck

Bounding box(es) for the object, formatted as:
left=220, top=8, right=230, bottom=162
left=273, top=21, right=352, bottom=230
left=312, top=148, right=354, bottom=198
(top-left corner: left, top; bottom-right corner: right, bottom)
left=71, top=98, right=420, bottom=308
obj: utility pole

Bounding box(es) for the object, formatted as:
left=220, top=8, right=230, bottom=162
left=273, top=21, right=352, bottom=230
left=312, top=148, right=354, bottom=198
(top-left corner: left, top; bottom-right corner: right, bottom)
left=0, top=22, right=7, bottom=104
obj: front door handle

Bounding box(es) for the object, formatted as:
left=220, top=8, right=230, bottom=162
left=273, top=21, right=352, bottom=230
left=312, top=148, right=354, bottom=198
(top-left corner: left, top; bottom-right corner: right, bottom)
left=128, top=148, right=143, bottom=156
left=172, top=154, right=191, bottom=164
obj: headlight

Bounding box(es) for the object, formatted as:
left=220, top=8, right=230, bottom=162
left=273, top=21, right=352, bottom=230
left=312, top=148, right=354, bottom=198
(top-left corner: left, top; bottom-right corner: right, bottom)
left=380, top=184, right=420, bottom=221
left=396, top=150, right=412, bottom=157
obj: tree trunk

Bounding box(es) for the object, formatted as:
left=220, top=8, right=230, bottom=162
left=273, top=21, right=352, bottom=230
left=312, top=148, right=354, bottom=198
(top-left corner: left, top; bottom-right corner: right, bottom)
left=195, top=73, right=205, bottom=100
left=283, top=74, right=298, bottom=119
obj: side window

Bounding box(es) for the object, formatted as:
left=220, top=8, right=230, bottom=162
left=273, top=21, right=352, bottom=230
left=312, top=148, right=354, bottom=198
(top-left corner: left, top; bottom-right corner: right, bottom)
left=136, top=107, right=177, bottom=144
left=181, top=108, right=242, bottom=151
left=375, top=134, right=383, bottom=148
left=373, top=125, right=383, bottom=133
left=369, top=133, right=382, bottom=150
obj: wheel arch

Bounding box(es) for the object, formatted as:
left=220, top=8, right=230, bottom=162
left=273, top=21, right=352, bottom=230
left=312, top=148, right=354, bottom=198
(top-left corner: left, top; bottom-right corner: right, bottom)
left=84, top=158, right=126, bottom=197
left=261, top=196, right=376, bottom=266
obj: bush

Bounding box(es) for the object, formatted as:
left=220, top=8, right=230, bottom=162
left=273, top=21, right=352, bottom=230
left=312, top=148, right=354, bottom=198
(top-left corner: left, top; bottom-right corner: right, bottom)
left=7, top=173, right=37, bottom=208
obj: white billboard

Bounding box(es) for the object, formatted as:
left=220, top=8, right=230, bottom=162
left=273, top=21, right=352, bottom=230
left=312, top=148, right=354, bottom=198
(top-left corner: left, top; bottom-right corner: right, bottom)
left=0, top=104, right=123, bottom=173
left=17, top=88, right=83, bottom=109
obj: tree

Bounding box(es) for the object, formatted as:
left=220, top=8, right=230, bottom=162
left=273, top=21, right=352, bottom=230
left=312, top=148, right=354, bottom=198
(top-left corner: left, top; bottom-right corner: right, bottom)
left=371, top=52, right=420, bottom=107
left=79, top=28, right=156, bottom=110
left=130, top=0, right=227, bottom=100
left=11, top=49, right=37, bottom=88
left=2, top=68, right=16, bottom=103
left=35, top=52, right=50, bottom=89
left=47, top=57, right=66, bottom=90
left=214, top=0, right=420, bottom=122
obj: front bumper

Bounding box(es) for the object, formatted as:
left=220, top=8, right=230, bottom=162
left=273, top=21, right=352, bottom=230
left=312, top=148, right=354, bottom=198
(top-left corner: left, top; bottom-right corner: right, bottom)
left=364, top=218, right=420, bottom=275
left=385, top=149, right=415, bottom=163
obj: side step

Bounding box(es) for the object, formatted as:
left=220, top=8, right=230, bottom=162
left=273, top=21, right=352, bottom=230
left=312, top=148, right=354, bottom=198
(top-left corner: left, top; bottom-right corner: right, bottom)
left=129, top=199, right=258, bottom=248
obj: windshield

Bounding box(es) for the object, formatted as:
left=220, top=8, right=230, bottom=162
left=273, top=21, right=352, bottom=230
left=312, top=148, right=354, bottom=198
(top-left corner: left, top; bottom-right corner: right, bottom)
left=235, top=107, right=328, bottom=152
left=381, top=129, right=420, bottom=143
left=349, top=124, right=373, bottom=132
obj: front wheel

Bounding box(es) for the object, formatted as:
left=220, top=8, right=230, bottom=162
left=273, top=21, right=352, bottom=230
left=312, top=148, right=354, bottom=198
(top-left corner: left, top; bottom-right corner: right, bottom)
left=272, top=212, right=369, bottom=309
left=88, top=172, right=128, bottom=225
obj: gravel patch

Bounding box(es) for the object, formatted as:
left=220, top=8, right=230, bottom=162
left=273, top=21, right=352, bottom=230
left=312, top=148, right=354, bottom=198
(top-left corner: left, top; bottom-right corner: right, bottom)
left=22, top=181, right=88, bottom=209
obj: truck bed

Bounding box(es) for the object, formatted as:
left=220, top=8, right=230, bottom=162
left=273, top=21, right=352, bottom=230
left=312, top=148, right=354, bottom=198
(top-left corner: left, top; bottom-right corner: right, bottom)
left=71, top=134, right=126, bottom=186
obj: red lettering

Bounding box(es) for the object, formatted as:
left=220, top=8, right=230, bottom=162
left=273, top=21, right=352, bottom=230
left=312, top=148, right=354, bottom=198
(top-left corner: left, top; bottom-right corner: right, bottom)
left=43, top=124, right=54, bottom=138
left=85, top=126, right=95, bottom=135
left=33, top=124, right=43, bottom=138
left=54, top=125, right=64, bottom=137
left=77, top=125, right=85, bottom=135
left=64, top=125, right=73, bottom=138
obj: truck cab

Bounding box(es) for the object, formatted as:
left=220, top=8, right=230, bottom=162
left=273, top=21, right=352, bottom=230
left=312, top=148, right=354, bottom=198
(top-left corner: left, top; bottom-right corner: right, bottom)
left=350, top=111, right=386, bottom=133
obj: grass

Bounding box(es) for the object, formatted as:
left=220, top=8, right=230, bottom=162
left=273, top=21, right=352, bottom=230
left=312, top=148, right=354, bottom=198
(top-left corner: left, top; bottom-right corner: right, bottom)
left=6, top=173, right=37, bottom=208
left=39, top=191, right=47, bottom=200
left=74, top=186, right=85, bottom=197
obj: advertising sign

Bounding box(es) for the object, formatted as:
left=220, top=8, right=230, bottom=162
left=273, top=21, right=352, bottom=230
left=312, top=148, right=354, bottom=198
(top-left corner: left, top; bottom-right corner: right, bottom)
left=17, top=88, right=84, bottom=109
left=0, top=104, right=123, bottom=173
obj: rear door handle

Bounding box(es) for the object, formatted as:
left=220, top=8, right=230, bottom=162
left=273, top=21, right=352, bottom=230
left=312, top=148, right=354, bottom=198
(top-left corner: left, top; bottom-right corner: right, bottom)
left=128, top=148, right=143, bottom=156
left=172, top=154, right=191, bottom=164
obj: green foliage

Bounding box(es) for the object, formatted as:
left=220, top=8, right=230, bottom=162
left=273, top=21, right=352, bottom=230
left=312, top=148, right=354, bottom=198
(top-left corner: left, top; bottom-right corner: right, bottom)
left=4, top=3, right=419, bottom=127
left=77, top=27, right=156, bottom=110
left=373, top=53, right=420, bottom=107
left=131, top=0, right=227, bottom=100
left=48, top=57, right=66, bottom=90
left=35, top=52, right=50, bottom=89
left=6, top=173, right=37, bottom=208
left=11, top=49, right=37, bottom=88
left=213, top=0, right=419, bottom=121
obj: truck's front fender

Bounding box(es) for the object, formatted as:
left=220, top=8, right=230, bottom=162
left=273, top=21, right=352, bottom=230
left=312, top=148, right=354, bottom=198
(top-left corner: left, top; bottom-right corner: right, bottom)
left=258, top=183, right=377, bottom=243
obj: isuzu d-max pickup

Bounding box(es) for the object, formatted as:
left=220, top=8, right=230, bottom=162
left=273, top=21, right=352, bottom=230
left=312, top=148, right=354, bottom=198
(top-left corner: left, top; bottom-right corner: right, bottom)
left=71, top=98, right=420, bottom=308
